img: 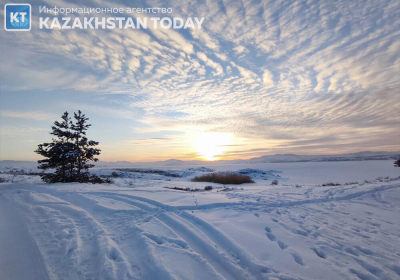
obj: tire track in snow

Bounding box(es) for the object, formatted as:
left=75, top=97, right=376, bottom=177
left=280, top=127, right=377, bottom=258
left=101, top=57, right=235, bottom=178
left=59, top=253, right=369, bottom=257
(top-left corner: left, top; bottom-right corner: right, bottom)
left=87, top=185, right=400, bottom=279
left=36, top=189, right=224, bottom=280
left=12, top=190, right=136, bottom=280
left=84, top=183, right=400, bottom=212
left=0, top=193, right=50, bottom=280
left=8, top=183, right=399, bottom=280
left=94, top=184, right=400, bottom=280
left=95, top=193, right=272, bottom=280
left=155, top=213, right=249, bottom=280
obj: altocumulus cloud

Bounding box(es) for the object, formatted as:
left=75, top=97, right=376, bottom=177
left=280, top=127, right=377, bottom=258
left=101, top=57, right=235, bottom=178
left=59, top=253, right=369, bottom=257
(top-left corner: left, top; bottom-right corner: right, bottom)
left=0, top=0, right=399, bottom=159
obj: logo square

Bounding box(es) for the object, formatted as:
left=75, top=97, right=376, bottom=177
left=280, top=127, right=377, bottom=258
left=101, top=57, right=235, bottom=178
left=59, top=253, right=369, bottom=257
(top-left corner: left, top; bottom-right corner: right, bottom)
left=4, top=4, right=31, bottom=31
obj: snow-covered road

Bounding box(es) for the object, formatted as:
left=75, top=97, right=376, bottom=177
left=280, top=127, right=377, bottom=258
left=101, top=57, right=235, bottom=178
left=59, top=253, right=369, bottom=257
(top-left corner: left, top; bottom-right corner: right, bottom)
left=0, top=188, right=49, bottom=280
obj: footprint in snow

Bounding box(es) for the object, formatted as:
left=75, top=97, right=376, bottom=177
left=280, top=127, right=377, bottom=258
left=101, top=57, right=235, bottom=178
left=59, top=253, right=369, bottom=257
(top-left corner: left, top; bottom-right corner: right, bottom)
left=311, top=247, right=326, bottom=259
left=264, top=227, right=276, bottom=241
left=266, top=233, right=276, bottom=241
left=277, top=240, right=288, bottom=250
left=292, top=229, right=309, bottom=237
left=290, top=250, right=304, bottom=266
left=264, top=227, right=288, bottom=250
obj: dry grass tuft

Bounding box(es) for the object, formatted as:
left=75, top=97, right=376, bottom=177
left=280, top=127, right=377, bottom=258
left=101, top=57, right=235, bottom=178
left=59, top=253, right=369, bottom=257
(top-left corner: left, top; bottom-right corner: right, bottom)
left=191, top=173, right=254, bottom=184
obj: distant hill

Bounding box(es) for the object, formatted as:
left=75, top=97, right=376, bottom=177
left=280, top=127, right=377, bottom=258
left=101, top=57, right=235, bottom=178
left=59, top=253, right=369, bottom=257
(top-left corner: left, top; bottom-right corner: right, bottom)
left=1, top=151, right=399, bottom=169
left=0, top=160, right=38, bottom=169
left=245, top=151, right=400, bottom=163
left=95, top=151, right=400, bottom=166
left=93, top=158, right=200, bottom=168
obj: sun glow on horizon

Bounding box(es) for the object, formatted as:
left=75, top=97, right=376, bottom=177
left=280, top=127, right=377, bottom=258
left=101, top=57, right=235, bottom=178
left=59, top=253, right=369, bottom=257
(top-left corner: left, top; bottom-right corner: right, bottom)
left=193, top=133, right=233, bottom=161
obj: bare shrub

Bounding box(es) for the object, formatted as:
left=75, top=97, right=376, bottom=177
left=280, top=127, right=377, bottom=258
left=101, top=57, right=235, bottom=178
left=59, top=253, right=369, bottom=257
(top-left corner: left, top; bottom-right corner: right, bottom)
left=217, top=187, right=240, bottom=192
left=191, top=173, right=254, bottom=184
left=88, top=176, right=113, bottom=184
left=271, top=180, right=279, bottom=185
left=344, top=181, right=359, bottom=185
left=165, top=186, right=214, bottom=192
left=321, top=182, right=341, bottom=186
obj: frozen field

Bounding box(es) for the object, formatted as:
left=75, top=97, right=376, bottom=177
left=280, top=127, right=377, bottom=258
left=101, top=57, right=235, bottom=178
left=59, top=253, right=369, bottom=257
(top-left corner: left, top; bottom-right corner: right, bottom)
left=0, top=160, right=399, bottom=280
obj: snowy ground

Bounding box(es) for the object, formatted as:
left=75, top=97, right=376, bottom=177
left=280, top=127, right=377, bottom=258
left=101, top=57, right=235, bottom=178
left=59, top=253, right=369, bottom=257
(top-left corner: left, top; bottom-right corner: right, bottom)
left=0, top=160, right=399, bottom=280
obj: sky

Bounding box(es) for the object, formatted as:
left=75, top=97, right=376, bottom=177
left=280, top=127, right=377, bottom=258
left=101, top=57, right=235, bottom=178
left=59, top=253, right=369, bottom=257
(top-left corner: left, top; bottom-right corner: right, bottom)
left=0, top=0, right=399, bottom=162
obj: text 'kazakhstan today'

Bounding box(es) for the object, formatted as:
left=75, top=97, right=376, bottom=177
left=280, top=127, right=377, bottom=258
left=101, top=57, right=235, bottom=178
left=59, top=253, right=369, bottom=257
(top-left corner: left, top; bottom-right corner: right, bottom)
left=39, top=17, right=205, bottom=29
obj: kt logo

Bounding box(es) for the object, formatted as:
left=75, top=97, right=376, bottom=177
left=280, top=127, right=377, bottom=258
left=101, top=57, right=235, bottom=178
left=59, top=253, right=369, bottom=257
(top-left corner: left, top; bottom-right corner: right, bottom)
left=4, top=4, right=31, bottom=31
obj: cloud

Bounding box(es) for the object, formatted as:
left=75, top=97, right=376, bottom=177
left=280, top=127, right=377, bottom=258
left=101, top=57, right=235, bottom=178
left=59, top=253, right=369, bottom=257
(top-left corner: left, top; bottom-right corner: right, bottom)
left=0, top=126, right=47, bottom=136
left=1, top=111, right=58, bottom=121
left=196, top=52, right=224, bottom=76
left=1, top=0, right=399, bottom=159
left=262, top=70, right=274, bottom=88
left=125, top=137, right=173, bottom=145
left=233, top=46, right=247, bottom=54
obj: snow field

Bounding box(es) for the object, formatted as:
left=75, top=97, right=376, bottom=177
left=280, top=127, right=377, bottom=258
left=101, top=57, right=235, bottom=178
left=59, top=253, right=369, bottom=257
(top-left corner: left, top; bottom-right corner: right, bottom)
left=0, top=160, right=399, bottom=280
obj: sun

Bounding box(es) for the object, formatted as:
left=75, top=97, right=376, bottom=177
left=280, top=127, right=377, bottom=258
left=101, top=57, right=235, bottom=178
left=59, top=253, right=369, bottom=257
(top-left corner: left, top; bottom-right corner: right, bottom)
left=194, top=133, right=232, bottom=161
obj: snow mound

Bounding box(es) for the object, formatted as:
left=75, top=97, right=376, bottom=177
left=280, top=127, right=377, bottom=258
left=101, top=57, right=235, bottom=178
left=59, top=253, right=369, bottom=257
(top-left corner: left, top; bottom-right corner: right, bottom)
left=187, top=167, right=215, bottom=172
left=220, top=168, right=283, bottom=180
left=115, top=168, right=194, bottom=178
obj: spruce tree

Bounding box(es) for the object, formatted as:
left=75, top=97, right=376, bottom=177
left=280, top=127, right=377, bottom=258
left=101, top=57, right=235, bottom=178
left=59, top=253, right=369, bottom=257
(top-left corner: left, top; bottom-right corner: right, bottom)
left=71, top=110, right=101, bottom=181
left=35, top=111, right=101, bottom=183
